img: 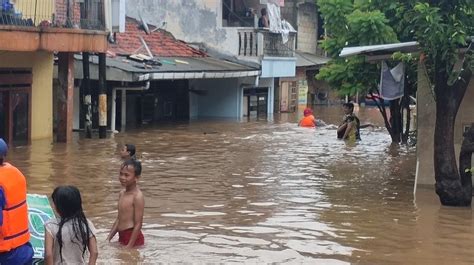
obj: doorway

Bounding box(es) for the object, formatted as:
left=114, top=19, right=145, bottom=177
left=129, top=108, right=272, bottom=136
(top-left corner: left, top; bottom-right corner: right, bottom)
left=243, top=87, right=268, bottom=118
left=0, top=69, right=32, bottom=146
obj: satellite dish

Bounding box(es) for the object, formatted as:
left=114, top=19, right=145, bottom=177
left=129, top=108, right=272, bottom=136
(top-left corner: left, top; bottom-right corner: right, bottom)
left=139, top=14, right=151, bottom=35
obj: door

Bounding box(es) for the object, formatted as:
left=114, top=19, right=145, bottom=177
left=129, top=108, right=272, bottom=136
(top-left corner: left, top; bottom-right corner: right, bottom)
left=249, top=95, right=258, bottom=117
left=11, top=91, right=30, bottom=145
left=0, top=68, right=32, bottom=146
left=0, top=92, right=7, bottom=140
left=257, top=95, right=268, bottom=116
left=244, top=87, right=269, bottom=118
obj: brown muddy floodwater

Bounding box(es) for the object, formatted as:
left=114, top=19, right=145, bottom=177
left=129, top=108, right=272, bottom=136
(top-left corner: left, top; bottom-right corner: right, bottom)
left=6, top=106, right=474, bottom=264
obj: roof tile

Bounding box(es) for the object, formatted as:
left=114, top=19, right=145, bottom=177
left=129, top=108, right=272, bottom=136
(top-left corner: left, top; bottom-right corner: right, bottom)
left=109, top=17, right=206, bottom=58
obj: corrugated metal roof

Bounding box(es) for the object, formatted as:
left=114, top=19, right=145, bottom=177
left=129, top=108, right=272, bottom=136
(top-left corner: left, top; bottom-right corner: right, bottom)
left=75, top=54, right=260, bottom=82
left=339, top=42, right=419, bottom=57
left=295, top=52, right=329, bottom=67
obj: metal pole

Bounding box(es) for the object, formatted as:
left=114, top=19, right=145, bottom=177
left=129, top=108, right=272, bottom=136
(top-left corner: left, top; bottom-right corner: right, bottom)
left=111, top=88, right=116, bottom=132
left=121, top=89, right=126, bottom=132
left=82, top=52, right=93, bottom=138
left=98, top=53, right=107, bottom=138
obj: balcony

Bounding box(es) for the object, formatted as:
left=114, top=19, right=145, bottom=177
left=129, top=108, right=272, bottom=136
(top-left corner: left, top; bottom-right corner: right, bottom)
left=0, top=0, right=107, bottom=52
left=238, top=28, right=296, bottom=59
left=0, top=0, right=104, bottom=29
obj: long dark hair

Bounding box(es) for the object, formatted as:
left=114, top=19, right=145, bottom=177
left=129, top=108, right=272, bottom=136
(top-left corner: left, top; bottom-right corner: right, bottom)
left=51, top=186, right=92, bottom=262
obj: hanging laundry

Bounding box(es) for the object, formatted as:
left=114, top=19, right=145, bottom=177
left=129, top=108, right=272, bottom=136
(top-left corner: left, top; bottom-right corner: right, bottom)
left=379, top=61, right=405, bottom=100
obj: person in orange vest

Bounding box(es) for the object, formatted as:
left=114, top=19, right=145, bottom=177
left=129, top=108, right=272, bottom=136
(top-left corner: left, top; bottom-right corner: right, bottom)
left=0, top=138, right=34, bottom=264
left=299, top=108, right=316, bottom=128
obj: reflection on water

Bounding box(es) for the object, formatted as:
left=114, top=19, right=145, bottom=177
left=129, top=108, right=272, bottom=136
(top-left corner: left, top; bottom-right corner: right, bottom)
left=7, top=107, right=474, bottom=264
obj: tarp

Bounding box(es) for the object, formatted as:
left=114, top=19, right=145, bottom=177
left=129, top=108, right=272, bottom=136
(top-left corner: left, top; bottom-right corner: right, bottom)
left=379, top=61, right=405, bottom=100
left=27, top=194, right=54, bottom=260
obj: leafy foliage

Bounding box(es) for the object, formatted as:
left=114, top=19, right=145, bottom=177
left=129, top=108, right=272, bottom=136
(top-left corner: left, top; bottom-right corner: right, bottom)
left=316, top=0, right=399, bottom=96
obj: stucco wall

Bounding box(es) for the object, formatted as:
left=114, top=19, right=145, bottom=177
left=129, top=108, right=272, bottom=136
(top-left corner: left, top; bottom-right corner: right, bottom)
left=416, top=61, right=474, bottom=187
left=126, top=0, right=240, bottom=56
left=189, top=78, right=242, bottom=118
left=0, top=51, right=54, bottom=140
left=296, top=3, right=317, bottom=53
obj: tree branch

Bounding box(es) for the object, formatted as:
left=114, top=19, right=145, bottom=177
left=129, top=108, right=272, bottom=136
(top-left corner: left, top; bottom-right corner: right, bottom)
left=370, top=92, right=392, bottom=135
left=451, top=42, right=473, bottom=106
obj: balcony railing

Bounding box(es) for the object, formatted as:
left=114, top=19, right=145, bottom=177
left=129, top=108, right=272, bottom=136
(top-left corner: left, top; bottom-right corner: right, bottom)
left=0, top=0, right=105, bottom=30
left=238, top=28, right=296, bottom=58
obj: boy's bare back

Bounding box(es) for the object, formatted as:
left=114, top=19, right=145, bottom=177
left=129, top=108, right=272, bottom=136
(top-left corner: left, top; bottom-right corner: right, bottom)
left=117, top=188, right=144, bottom=231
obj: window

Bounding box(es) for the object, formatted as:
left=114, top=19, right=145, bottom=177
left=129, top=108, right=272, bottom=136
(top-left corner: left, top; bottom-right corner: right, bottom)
left=222, top=0, right=262, bottom=27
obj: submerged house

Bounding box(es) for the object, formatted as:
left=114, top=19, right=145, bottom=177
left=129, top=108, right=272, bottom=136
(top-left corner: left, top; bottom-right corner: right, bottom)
left=68, top=17, right=260, bottom=132
left=0, top=0, right=108, bottom=145
left=126, top=0, right=301, bottom=118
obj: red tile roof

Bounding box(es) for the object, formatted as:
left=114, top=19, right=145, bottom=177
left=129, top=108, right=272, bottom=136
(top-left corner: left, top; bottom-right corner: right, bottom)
left=109, top=17, right=206, bottom=57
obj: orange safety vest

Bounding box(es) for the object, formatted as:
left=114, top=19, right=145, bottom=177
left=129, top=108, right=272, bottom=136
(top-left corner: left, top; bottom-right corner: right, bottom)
left=0, top=163, right=30, bottom=252
left=300, top=115, right=316, bottom=128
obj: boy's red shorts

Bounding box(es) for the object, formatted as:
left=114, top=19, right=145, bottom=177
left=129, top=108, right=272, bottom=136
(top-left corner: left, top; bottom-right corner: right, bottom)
left=118, top=228, right=145, bottom=247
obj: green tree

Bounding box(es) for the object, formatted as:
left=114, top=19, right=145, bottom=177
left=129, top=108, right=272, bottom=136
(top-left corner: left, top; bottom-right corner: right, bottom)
left=316, top=0, right=412, bottom=143
left=407, top=1, right=473, bottom=206
left=317, top=0, right=474, bottom=206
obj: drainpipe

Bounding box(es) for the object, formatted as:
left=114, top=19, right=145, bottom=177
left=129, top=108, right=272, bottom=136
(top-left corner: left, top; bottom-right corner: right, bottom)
left=111, top=81, right=150, bottom=133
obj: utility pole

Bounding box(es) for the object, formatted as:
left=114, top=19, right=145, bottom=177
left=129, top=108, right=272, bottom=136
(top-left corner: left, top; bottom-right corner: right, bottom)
left=82, top=52, right=92, bottom=138
left=98, top=53, right=107, bottom=138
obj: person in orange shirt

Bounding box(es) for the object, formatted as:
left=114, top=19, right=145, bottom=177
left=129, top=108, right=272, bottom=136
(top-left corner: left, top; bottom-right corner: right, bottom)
left=299, top=108, right=316, bottom=128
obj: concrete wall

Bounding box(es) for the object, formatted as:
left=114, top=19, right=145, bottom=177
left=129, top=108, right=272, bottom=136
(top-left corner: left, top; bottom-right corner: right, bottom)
left=261, top=57, right=296, bottom=78
left=0, top=51, right=54, bottom=140
left=189, top=78, right=242, bottom=118
left=259, top=77, right=275, bottom=115
left=126, top=0, right=240, bottom=56
left=296, top=2, right=317, bottom=53
left=415, top=61, right=436, bottom=186
left=416, top=61, right=474, bottom=186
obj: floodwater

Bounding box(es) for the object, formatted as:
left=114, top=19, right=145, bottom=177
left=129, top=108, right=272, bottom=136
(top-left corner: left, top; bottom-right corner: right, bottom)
left=7, top=106, right=474, bottom=264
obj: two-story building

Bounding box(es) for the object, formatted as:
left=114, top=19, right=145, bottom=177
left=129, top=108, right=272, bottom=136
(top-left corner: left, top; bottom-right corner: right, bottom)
left=126, top=0, right=303, bottom=118
left=0, top=0, right=108, bottom=145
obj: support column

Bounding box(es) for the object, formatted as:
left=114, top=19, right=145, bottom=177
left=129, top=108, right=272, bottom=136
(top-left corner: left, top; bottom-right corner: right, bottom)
left=111, top=88, right=116, bottom=132
left=121, top=89, right=126, bottom=132
left=82, top=52, right=92, bottom=138
left=98, top=53, right=107, bottom=138
left=57, top=52, right=74, bottom=143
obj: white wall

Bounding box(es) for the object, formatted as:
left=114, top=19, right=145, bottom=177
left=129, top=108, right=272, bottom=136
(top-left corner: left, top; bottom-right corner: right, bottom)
left=261, top=57, right=296, bottom=78
left=259, top=77, right=275, bottom=114
left=126, top=0, right=241, bottom=57
left=189, top=78, right=243, bottom=118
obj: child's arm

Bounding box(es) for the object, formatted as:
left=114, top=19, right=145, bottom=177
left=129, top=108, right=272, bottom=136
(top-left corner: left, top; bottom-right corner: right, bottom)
left=125, top=192, right=145, bottom=248
left=107, top=216, right=119, bottom=241
left=88, top=235, right=99, bottom=265
left=343, top=121, right=355, bottom=139
left=107, top=192, right=122, bottom=241
left=44, top=228, right=54, bottom=265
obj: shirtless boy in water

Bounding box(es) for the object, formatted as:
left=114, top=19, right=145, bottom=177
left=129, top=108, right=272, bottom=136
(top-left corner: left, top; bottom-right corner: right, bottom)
left=107, top=159, right=145, bottom=248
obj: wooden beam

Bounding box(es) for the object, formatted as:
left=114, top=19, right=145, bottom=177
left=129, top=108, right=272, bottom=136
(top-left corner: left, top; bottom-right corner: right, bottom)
left=0, top=73, right=33, bottom=86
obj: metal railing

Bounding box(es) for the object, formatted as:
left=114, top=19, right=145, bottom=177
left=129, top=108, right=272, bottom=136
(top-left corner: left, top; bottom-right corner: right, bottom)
left=263, top=31, right=295, bottom=57
left=238, top=28, right=296, bottom=58
left=0, top=0, right=104, bottom=30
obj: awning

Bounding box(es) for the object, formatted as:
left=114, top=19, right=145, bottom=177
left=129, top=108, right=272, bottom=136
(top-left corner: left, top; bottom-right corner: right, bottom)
left=295, top=52, right=329, bottom=68
left=339, top=42, right=419, bottom=57
left=71, top=54, right=260, bottom=82
left=138, top=70, right=260, bottom=81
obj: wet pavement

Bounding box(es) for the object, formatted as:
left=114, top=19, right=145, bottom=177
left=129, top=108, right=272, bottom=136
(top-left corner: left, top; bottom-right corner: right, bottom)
left=7, top=106, right=474, bottom=264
